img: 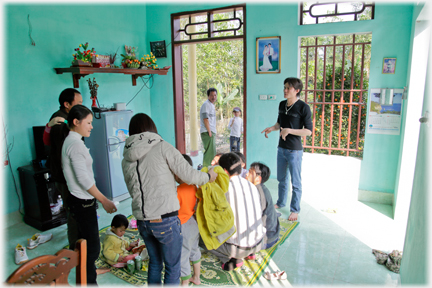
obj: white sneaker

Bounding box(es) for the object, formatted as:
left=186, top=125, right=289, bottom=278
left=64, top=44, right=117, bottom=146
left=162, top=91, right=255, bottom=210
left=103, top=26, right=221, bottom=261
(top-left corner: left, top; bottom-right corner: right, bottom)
left=15, top=244, right=29, bottom=265
left=27, top=233, right=53, bottom=249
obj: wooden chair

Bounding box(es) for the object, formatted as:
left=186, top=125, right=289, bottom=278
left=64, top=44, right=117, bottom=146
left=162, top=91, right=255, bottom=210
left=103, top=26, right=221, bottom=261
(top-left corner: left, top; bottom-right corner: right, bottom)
left=6, top=239, right=87, bottom=285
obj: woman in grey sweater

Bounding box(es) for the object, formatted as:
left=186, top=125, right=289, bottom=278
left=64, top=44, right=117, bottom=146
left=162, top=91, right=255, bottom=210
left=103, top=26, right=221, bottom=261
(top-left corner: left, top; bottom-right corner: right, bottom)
left=122, top=113, right=217, bottom=285
left=61, top=105, right=117, bottom=284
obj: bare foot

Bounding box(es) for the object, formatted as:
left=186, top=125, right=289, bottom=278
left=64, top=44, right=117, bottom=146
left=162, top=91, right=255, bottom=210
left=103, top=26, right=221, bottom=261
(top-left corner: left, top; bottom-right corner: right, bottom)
left=181, top=279, right=190, bottom=286
left=274, top=204, right=280, bottom=209
left=189, top=276, right=201, bottom=285
left=96, top=267, right=111, bottom=275
left=288, top=212, right=298, bottom=221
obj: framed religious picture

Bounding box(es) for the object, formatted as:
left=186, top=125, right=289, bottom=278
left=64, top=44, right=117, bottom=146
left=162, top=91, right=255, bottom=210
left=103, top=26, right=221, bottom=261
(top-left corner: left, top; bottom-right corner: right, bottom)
left=256, top=36, right=281, bottom=74
left=382, top=57, right=396, bottom=74
left=150, top=40, right=167, bottom=58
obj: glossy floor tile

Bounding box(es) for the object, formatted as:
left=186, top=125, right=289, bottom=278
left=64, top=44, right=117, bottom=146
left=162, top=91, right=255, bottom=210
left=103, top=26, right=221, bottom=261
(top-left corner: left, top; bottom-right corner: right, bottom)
left=5, top=177, right=404, bottom=286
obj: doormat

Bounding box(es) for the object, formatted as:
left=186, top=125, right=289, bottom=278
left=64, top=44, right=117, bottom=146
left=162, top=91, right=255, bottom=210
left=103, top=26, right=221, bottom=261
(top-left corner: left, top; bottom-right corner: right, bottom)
left=95, top=216, right=298, bottom=286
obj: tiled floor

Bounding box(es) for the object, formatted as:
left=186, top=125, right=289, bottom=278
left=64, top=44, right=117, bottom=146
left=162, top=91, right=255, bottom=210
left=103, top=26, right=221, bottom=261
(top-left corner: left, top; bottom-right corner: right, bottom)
left=4, top=153, right=405, bottom=286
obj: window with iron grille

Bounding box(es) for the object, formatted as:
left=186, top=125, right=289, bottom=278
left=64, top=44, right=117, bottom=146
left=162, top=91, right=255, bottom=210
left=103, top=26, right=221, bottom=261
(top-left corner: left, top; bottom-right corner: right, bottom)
left=300, top=2, right=375, bottom=25
left=172, top=5, right=244, bottom=44
left=300, top=34, right=371, bottom=158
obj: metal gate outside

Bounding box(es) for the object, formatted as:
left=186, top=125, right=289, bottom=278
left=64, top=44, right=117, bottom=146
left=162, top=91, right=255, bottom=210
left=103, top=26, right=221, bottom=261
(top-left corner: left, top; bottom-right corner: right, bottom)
left=300, top=34, right=371, bottom=158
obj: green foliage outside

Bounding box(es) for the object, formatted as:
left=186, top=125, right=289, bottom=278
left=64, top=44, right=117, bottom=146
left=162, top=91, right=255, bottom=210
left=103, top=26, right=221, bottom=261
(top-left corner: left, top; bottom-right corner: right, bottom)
left=300, top=34, right=371, bottom=158
left=181, top=11, right=244, bottom=152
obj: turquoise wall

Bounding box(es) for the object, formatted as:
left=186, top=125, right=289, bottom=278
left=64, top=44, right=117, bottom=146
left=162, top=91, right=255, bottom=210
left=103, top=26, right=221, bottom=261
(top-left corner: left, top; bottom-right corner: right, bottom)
left=3, top=4, right=151, bottom=214
left=145, top=3, right=225, bottom=145
left=400, top=57, right=429, bottom=285
left=3, top=2, right=417, bottom=214
left=246, top=3, right=413, bottom=194
left=146, top=3, right=414, bottom=195
left=399, top=3, right=429, bottom=284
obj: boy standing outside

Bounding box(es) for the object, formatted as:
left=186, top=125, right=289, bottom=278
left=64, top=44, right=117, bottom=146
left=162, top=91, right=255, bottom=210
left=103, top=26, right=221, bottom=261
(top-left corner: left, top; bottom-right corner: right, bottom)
left=246, top=162, right=280, bottom=249
left=176, top=154, right=201, bottom=286
left=200, top=88, right=218, bottom=167
left=261, top=77, right=312, bottom=221
left=228, top=107, right=243, bottom=152
left=103, top=214, right=140, bottom=268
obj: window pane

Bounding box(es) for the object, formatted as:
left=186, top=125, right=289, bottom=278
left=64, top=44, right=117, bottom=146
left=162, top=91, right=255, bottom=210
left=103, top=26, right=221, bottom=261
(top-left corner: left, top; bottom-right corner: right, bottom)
left=358, top=6, right=372, bottom=21
left=310, top=3, right=335, bottom=16
left=337, top=2, right=364, bottom=14
left=301, top=1, right=374, bottom=25
left=336, top=34, right=353, bottom=44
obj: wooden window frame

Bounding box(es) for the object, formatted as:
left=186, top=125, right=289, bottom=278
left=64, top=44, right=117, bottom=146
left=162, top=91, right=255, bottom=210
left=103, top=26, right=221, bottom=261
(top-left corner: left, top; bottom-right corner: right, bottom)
left=171, top=4, right=247, bottom=156
left=300, top=1, right=375, bottom=25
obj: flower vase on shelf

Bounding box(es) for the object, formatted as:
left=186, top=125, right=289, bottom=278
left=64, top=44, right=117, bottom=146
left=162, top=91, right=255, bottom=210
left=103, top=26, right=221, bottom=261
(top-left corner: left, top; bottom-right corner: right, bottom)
left=91, top=97, right=98, bottom=108
left=72, top=60, right=92, bottom=67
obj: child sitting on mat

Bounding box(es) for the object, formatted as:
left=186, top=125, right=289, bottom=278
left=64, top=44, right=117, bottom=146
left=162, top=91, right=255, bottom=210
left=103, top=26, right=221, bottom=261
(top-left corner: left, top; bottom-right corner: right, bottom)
left=103, top=214, right=144, bottom=268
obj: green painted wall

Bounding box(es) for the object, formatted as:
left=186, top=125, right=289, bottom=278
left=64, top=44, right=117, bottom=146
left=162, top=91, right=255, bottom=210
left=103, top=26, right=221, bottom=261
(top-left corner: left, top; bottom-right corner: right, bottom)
left=246, top=3, right=413, bottom=194
left=3, top=4, right=151, bottom=214
left=399, top=3, right=429, bottom=284
left=2, top=2, right=418, bottom=215
left=145, top=3, right=225, bottom=145
left=400, top=56, right=429, bottom=285
left=146, top=3, right=414, bottom=196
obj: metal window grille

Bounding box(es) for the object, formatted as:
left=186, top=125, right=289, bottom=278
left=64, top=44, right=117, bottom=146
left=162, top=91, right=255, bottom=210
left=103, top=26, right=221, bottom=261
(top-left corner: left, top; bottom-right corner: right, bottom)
left=300, top=34, right=371, bottom=157
left=173, top=5, right=244, bottom=45
left=300, top=1, right=375, bottom=25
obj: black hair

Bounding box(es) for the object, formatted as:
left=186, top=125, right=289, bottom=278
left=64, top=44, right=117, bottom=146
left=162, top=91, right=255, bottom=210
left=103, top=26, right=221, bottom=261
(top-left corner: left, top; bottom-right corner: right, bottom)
left=219, top=152, right=242, bottom=175
left=268, top=43, right=272, bottom=45
left=284, top=77, right=303, bottom=97
left=182, top=154, right=193, bottom=166
left=111, top=214, right=129, bottom=228
left=59, top=88, right=81, bottom=110
left=233, top=151, right=246, bottom=164
left=129, top=113, right=158, bottom=136
left=207, top=88, right=217, bottom=97
left=67, top=105, right=93, bottom=129
left=250, top=162, right=271, bottom=184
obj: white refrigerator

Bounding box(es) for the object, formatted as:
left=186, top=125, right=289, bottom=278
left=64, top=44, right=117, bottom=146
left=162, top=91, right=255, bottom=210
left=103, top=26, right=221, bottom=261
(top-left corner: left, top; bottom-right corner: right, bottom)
left=86, top=110, right=133, bottom=202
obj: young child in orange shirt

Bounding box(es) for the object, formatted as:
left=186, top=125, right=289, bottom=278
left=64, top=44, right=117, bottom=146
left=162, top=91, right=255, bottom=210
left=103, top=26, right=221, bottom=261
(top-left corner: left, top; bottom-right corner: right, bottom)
left=176, top=154, right=201, bottom=286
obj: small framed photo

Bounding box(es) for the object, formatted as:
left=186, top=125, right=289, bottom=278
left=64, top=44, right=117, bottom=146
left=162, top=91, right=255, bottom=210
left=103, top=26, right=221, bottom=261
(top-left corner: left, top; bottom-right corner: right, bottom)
left=256, top=36, right=281, bottom=74
left=150, top=40, right=167, bottom=58
left=382, top=57, right=396, bottom=74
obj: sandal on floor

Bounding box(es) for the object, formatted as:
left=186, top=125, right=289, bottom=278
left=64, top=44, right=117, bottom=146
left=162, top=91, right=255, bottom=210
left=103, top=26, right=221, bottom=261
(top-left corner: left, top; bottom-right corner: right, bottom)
left=264, top=270, right=287, bottom=281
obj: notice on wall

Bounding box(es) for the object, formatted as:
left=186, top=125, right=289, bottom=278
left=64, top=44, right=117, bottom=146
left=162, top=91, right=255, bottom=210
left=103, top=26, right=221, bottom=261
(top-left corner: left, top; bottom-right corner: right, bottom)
left=367, top=88, right=403, bottom=135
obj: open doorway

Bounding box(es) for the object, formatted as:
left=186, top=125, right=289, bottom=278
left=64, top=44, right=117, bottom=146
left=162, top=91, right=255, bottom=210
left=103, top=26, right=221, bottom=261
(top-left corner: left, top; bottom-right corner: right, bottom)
left=182, top=40, right=244, bottom=162
left=171, top=4, right=246, bottom=168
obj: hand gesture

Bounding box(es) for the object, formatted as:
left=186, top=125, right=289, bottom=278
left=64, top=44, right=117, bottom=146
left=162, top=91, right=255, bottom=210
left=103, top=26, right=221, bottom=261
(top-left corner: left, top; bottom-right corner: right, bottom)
left=208, top=131, right=212, bottom=137
left=229, top=118, right=234, bottom=127
left=48, top=116, right=65, bottom=127
left=261, top=127, right=273, bottom=138
left=102, top=199, right=117, bottom=214
left=280, top=128, right=291, bottom=141
left=130, top=240, right=139, bottom=248
left=118, top=255, right=125, bottom=262
left=207, top=168, right=217, bottom=182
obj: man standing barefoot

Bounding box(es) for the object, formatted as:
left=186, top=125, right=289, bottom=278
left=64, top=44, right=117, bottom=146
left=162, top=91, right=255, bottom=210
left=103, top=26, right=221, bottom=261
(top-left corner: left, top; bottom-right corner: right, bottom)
left=261, top=78, right=312, bottom=221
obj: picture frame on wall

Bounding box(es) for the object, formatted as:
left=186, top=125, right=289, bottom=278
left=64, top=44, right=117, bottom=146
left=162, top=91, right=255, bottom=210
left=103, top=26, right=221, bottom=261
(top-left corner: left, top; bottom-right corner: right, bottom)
left=256, top=36, right=281, bottom=74
left=382, top=57, right=396, bottom=74
left=150, top=40, right=167, bottom=58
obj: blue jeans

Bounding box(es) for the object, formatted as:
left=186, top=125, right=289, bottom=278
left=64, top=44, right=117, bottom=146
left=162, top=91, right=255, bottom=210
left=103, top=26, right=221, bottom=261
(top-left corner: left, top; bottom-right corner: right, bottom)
left=276, top=147, right=303, bottom=213
left=137, top=216, right=183, bottom=285
left=229, top=136, right=240, bottom=152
